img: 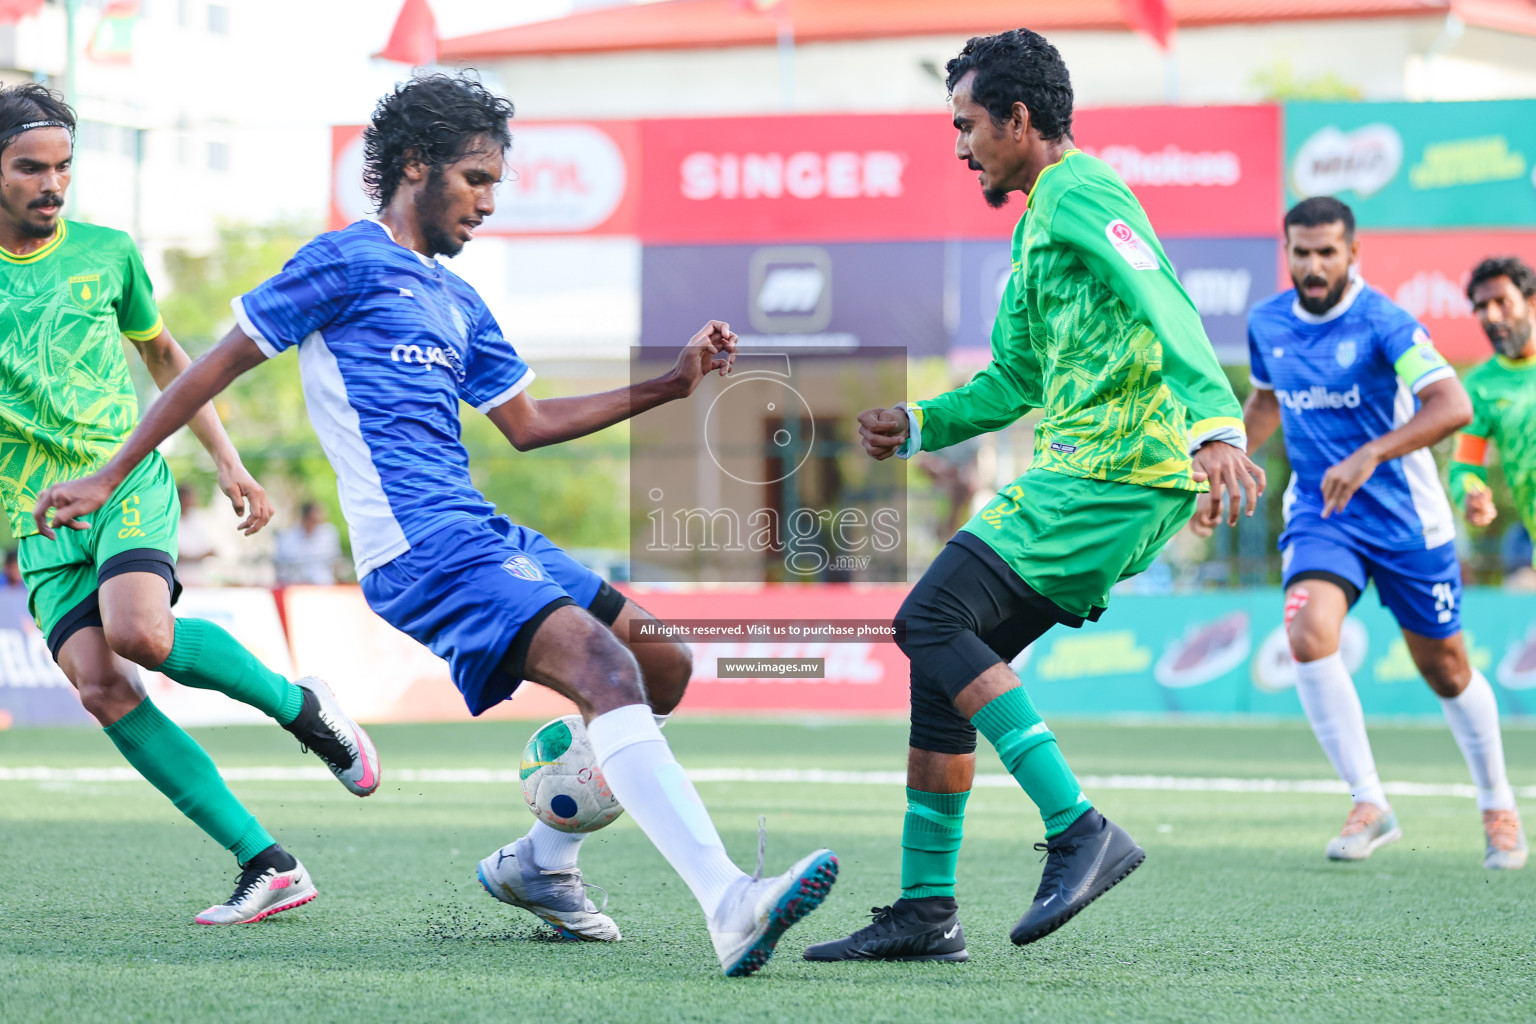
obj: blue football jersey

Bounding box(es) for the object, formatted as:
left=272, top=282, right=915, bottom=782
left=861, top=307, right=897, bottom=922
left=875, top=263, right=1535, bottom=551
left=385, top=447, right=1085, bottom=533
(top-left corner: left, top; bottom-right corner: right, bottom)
left=1247, top=278, right=1458, bottom=550
left=233, top=219, right=534, bottom=577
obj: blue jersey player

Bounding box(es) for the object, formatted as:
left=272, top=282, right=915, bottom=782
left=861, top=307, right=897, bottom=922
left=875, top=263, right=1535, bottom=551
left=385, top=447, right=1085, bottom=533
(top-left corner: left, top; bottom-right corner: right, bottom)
left=1237, top=197, right=1523, bottom=869
left=32, top=72, right=841, bottom=973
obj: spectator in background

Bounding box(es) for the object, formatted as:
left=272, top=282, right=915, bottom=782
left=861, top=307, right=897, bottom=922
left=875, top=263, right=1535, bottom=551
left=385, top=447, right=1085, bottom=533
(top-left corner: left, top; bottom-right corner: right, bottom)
left=3, top=547, right=22, bottom=592
left=176, top=483, right=220, bottom=586
left=918, top=434, right=984, bottom=541
left=274, top=502, right=344, bottom=585
left=1502, top=522, right=1536, bottom=591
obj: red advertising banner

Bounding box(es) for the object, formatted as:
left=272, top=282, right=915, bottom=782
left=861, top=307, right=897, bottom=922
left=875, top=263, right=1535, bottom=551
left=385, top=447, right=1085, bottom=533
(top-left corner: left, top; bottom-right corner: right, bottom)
left=638, top=106, right=1279, bottom=243
left=329, top=121, right=640, bottom=236
left=280, top=584, right=912, bottom=722
left=330, top=107, right=1279, bottom=242
left=1354, top=231, right=1536, bottom=363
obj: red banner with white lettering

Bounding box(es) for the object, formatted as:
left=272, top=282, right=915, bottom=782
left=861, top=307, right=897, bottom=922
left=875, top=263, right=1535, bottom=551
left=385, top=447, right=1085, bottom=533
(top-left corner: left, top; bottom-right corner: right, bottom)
left=638, top=106, right=1279, bottom=242
left=1353, top=231, right=1536, bottom=363
left=330, top=107, right=1278, bottom=241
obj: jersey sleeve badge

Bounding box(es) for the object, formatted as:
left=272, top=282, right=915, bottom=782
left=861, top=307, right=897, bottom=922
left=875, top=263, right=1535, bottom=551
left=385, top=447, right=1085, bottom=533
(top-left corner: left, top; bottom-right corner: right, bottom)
left=1104, top=220, right=1159, bottom=271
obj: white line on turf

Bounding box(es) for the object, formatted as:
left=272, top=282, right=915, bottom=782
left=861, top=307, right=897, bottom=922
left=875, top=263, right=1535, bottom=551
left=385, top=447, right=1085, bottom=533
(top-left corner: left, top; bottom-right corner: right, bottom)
left=0, top=765, right=1531, bottom=800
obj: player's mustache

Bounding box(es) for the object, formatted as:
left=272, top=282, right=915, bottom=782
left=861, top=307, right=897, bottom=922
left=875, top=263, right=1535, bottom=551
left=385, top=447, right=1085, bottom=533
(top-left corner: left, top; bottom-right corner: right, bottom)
left=29, top=194, right=62, bottom=210
left=967, top=159, right=983, bottom=171
left=1301, top=275, right=1329, bottom=290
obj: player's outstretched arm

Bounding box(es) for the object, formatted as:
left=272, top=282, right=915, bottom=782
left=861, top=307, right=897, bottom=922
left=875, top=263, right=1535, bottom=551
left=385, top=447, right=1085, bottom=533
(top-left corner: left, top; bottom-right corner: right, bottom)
left=32, top=327, right=268, bottom=539
left=129, top=326, right=273, bottom=534
left=1320, top=377, right=1473, bottom=518
left=487, top=321, right=736, bottom=451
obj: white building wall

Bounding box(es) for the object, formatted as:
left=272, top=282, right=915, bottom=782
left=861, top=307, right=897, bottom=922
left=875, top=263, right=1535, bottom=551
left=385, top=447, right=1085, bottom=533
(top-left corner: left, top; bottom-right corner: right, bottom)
left=479, top=17, right=1536, bottom=121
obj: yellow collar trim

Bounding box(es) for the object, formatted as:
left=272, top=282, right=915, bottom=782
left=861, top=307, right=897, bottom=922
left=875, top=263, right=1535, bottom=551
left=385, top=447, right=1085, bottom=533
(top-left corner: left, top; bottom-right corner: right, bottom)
left=1496, top=352, right=1536, bottom=370
left=0, top=220, right=67, bottom=264
left=1027, top=148, right=1082, bottom=201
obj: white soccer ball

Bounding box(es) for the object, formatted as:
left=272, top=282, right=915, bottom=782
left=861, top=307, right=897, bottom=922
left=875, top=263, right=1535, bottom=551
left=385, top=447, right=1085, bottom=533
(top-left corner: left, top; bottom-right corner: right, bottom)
left=519, top=715, right=624, bottom=834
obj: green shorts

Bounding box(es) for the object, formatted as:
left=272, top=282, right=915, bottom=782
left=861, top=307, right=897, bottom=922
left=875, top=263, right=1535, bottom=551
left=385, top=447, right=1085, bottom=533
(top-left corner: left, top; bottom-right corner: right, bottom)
left=19, top=452, right=182, bottom=659
left=960, top=467, right=1197, bottom=620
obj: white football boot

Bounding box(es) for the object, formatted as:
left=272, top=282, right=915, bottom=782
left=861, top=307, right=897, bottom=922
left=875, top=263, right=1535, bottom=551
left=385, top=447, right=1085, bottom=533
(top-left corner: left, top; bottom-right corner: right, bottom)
left=1325, top=802, right=1402, bottom=861
left=477, top=836, right=621, bottom=941
left=709, top=846, right=839, bottom=977
left=196, top=855, right=317, bottom=925
left=284, top=676, right=381, bottom=797
left=1484, top=809, right=1528, bottom=870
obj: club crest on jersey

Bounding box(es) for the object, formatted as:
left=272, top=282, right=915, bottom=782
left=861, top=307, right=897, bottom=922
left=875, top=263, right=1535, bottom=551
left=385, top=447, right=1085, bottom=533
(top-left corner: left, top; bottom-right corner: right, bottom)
left=1335, top=340, right=1357, bottom=367
left=501, top=555, right=544, bottom=581
left=68, top=274, right=100, bottom=307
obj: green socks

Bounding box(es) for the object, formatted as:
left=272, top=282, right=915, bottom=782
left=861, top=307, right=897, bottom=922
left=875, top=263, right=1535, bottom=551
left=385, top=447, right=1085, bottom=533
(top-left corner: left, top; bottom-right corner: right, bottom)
left=155, top=618, right=303, bottom=726
left=104, top=699, right=275, bottom=864
left=971, top=686, right=1091, bottom=837
left=901, top=788, right=969, bottom=899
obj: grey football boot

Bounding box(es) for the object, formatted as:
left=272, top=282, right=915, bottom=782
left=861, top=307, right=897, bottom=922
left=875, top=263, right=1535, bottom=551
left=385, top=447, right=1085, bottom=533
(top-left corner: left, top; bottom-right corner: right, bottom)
left=477, top=836, right=620, bottom=941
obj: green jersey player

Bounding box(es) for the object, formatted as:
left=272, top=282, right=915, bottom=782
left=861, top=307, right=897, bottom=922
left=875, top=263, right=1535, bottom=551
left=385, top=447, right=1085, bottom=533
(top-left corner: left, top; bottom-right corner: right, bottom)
left=1451, top=257, right=1536, bottom=554
left=0, top=84, right=382, bottom=924
left=803, top=30, right=1264, bottom=963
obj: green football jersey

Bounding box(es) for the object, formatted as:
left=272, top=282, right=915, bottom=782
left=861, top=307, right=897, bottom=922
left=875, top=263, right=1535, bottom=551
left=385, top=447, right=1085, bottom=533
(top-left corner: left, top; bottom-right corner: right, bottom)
left=0, top=219, right=162, bottom=537
left=905, top=150, right=1243, bottom=490
left=1450, top=354, right=1536, bottom=538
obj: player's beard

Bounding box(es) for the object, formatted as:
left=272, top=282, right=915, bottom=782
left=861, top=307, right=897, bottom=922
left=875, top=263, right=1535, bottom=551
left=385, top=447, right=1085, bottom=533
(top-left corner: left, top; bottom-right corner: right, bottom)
left=1293, top=272, right=1350, bottom=316
left=0, top=188, right=62, bottom=239
left=1485, top=317, right=1534, bottom=359
left=414, top=167, right=463, bottom=259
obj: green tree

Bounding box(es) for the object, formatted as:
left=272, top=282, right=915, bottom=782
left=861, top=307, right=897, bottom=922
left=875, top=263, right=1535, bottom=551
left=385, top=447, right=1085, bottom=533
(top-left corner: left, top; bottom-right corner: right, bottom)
left=1250, top=62, right=1363, bottom=103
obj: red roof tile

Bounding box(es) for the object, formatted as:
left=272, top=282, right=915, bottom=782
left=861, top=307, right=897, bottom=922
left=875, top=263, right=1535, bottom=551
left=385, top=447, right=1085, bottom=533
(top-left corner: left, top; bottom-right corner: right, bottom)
left=440, top=0, right=1523, bottom=61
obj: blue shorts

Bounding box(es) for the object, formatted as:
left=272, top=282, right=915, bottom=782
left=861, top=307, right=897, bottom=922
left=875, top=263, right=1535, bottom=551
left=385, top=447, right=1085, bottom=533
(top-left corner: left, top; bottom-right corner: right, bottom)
left=1280, top=512, right=1461, bottom=639
left=361, top=516, right=609, bottom=716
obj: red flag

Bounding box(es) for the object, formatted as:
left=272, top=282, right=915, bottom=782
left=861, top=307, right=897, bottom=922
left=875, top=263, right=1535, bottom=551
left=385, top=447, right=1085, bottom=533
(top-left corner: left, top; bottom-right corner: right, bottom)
left=0, top=0, right=44, bottom=24
left=1120, top=0, right=1174, bottom=49
left=374, top=0, right=438, bottom=66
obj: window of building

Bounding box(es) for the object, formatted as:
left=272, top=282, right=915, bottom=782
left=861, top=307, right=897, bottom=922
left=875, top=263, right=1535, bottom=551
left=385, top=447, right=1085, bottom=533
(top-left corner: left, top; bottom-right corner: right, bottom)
left=207, top=140, right=229, bottom=171
left=207, top=3, right=228, bottom=34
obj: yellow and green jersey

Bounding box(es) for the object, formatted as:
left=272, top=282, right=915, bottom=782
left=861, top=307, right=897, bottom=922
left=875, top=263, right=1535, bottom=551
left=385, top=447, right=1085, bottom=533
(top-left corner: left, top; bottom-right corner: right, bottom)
left=1450, top=354, right=1536, bottom=542
left=904, top=150, right=1243, bottom=491
left=0, top=219, right=162, bottom=537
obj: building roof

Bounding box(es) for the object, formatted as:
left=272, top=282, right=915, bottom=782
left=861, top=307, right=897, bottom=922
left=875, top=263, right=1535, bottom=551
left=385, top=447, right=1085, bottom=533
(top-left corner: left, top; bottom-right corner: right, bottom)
left=440, top=0, right=1534, bottom=61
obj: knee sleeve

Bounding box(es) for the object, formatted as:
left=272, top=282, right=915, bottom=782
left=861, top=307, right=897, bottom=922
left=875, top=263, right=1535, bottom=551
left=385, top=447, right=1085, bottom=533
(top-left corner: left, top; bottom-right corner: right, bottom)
left=908, top=667, right=977, bottom=755
left=897, top=571, right=1008, bottom=702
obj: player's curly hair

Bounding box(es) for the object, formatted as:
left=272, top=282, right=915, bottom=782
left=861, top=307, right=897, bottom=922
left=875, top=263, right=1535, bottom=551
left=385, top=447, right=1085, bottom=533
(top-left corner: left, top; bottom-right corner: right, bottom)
left=362, top=70, right=515, bottom=209
left=1466, top=256, right=1536, bottom=303
left=0, top=83, right=75, bottom=157
left=944, top=29, right=1073, bottom=142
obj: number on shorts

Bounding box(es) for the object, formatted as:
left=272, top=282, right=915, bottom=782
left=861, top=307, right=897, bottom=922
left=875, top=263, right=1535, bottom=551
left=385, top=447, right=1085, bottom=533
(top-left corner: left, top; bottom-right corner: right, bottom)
left=1432, top=581, right=1456, bottom=624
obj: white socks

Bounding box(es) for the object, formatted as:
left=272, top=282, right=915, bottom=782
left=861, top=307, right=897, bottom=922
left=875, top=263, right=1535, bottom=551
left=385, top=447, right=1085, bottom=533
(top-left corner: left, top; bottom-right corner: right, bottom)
left=524, top=820, right=584, bottom=871
left=1440, top=670, right=1516, bottom=812
left=586, top=704, right=745, bottom=918
left=1293, top=653, right=1388, bottom=810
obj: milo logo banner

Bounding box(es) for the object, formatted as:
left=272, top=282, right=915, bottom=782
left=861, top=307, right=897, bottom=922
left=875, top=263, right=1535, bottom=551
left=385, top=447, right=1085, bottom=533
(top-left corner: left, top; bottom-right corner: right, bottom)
left=1286, top=99, right=1536, bottom=228
left=1019, top=590, right=1536, bottom=718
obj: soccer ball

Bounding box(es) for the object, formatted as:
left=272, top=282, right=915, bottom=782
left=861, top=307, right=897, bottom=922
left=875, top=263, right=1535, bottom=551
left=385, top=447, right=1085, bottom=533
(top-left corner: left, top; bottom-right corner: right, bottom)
left=519, top=715, right=624, bottom=834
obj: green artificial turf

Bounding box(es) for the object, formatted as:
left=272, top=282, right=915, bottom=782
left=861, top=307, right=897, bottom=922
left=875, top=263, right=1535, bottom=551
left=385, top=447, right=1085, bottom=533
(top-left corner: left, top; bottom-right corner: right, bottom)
left=1, top=718, right=1533, bottom=1023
